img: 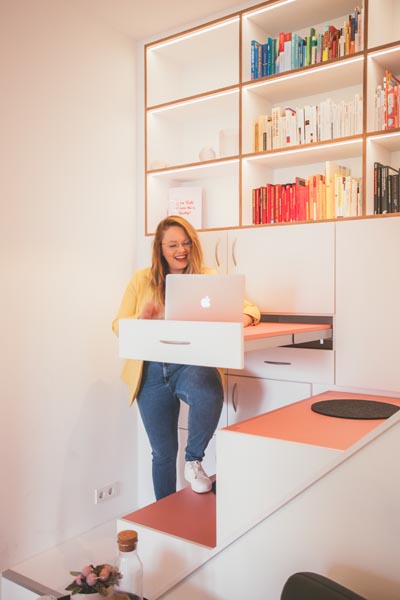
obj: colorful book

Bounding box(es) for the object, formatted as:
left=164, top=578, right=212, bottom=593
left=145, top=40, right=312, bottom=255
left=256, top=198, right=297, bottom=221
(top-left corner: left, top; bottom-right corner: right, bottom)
left=285, top=107, right=297, bottom=146
left=294, top=177, right=309, bottom=222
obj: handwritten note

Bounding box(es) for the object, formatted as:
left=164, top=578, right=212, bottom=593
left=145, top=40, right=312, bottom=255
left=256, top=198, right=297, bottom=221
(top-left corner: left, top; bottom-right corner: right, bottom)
left=168, top=187, right=203, bottom=229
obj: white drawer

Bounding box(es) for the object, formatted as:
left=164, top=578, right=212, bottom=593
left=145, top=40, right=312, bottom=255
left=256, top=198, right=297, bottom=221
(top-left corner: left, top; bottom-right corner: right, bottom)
left=119, top=319, right=244, bottom=369
left=228, top=346, right=334, bottom=384
left=226, top=375, right=312, bottom=425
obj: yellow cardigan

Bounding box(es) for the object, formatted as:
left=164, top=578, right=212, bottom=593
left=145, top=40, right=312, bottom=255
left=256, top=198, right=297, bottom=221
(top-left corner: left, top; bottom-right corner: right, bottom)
left=112, top=267, right=261, bottom=404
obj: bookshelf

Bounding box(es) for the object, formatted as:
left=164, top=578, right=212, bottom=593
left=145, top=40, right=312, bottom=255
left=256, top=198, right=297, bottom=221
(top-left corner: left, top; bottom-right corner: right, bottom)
left=144, top=0, right=400, bottom=235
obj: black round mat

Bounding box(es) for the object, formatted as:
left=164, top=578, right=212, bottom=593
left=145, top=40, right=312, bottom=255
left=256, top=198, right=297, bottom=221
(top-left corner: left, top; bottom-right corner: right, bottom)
left=311, top=399, right=400, bottom=420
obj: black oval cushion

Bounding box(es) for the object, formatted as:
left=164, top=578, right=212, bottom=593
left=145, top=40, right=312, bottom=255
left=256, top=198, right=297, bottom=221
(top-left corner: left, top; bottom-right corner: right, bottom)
left=311, top=399, right=400, bottom=420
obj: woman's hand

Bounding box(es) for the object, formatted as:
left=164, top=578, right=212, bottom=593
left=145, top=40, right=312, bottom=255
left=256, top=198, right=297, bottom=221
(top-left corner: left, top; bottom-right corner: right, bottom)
left=243, top=314, right=255, bottom=327
left=139, top=302, right=164, bottom=320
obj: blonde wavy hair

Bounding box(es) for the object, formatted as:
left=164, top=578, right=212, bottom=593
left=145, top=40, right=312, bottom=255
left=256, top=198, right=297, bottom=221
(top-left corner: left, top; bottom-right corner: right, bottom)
left=151, top=215, right=204, bottom=307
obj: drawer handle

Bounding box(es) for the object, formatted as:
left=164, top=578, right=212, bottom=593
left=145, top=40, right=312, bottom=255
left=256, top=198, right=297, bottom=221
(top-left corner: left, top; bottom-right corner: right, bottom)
left=160, top=340, right=191, bottom=345
left=215, top=239, right=221, bottom=267
left=231, top=238, right=237, bottom=267
left=263, top=360, right=292, bottom=365
left=232, top=382, right=238, bottom=413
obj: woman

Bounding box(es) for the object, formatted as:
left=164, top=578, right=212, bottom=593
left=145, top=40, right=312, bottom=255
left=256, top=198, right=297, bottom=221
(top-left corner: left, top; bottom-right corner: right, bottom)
left=112, top=216, right=260, bottom=500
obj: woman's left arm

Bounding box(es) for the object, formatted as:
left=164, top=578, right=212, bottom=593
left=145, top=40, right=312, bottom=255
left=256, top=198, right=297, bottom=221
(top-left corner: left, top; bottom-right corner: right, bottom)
left=243, top=299, right=261, bottom=327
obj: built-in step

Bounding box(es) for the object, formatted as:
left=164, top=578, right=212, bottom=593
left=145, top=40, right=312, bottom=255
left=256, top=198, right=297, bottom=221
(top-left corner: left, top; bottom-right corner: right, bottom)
left=118, top=477, right=219, bottom=598
left=118, top=390, right=400, bottom=599
left=216, top=390, right=400, bottom=542
left=117, top=507, right=217, bottom=600
left=122, top=476, right=217, bottom=548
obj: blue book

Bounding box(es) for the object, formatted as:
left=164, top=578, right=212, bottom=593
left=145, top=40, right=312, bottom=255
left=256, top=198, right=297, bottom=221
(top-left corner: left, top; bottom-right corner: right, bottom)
left=269, top=38, right=277, bottom=75
left=298, top=37, right=306, bottom=68
left=292, top=33, right=303, bottom=69
left=261, top=43, right=268, bottom=77
left=251, top=40, right=261, bottom=79
left=266, top=37, right=272, bottom=75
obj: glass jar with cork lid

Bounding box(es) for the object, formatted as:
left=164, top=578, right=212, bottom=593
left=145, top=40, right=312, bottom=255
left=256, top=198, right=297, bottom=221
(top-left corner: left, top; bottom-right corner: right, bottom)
left=113, top=530, right=143, bottom=600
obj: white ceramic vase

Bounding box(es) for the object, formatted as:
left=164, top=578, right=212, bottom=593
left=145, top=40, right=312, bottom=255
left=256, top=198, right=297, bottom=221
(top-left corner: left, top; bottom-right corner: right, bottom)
left=198, top=146, right=216, bottom=161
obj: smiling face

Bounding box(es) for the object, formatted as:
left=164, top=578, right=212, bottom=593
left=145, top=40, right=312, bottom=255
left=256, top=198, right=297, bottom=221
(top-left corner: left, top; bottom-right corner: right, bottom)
left=161, top=225, right=192, bottom=274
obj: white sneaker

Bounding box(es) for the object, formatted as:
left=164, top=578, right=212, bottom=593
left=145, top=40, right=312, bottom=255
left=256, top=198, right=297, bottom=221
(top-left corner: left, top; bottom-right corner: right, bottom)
left=184, top=460, right=212, bottom=493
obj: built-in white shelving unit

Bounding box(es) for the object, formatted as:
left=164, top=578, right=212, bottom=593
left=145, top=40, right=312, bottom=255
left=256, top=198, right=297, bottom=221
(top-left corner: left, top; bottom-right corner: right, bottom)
left=144, top=0, right=400, bottom=234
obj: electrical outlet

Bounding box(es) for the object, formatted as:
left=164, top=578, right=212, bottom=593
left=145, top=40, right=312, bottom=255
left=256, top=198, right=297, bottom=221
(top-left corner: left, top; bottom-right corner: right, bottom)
left=94, top=482, right=119, bottom=504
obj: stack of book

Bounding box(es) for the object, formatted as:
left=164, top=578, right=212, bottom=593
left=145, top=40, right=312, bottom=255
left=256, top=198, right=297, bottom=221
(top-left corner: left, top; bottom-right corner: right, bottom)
left=253, top=94, right=363, bottom=152
left=251, top=162, right=362, bottom=224
left=250, top=5, right=363, bottom=80
left=374, top=162, right=400, bottom=214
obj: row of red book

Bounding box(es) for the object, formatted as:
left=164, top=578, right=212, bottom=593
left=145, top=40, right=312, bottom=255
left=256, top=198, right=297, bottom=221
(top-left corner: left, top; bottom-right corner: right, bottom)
left=375, top=69, right=400, bottom=131
left=252, top=165, right=362, bottom=224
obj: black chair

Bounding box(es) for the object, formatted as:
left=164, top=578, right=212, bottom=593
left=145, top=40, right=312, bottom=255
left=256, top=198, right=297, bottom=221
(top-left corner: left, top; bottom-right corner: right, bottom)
left=281, top=572, right=368, bottom=600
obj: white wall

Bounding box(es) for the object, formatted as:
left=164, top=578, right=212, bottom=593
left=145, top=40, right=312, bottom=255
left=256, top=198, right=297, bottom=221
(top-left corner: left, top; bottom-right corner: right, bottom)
left=0, top=0, right=139, bottom=572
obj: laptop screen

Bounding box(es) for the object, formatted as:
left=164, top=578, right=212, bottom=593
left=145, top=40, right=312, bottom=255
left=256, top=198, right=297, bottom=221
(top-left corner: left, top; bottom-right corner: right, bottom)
left=165, top=273, right=245, bottom=322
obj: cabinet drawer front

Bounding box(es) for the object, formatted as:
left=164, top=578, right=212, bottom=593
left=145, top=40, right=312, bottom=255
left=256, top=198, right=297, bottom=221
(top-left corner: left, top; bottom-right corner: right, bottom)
left=229, top=347, right=334, bottom=383
left=119, top=319, right=243, bottom=368
left=227, top=376, right=311, bottom=426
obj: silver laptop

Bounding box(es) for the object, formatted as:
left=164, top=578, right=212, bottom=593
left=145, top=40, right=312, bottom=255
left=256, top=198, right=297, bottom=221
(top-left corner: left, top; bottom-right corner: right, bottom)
left=165, top=273, right=245, bottom=322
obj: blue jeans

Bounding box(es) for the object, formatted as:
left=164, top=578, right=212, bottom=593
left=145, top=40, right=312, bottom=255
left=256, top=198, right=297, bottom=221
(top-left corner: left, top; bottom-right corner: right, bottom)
left=136, top=361, right=224, bottom=500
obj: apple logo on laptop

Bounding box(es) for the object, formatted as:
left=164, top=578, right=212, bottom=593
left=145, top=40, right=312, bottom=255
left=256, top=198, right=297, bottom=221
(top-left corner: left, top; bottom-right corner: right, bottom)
left=200, top=295, right=211, bottom=309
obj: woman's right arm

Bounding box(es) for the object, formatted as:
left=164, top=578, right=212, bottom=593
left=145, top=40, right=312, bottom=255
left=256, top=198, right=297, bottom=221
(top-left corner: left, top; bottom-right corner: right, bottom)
left=112, top=269, right=163, bottom=335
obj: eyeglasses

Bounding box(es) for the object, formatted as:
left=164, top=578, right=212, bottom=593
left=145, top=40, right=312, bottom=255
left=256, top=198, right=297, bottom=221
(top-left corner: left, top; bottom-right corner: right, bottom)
left=162, top=240, right=192, bottom=250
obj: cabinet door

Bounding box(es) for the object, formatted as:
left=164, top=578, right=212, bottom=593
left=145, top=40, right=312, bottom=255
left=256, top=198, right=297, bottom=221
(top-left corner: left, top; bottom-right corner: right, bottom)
left=227, top=223, right=335, bottom=314
left=336, top=218, right=400, bottom=392
left=198, top=230, right=228, bottom=273
left=227, top=374, right=312, bottom=425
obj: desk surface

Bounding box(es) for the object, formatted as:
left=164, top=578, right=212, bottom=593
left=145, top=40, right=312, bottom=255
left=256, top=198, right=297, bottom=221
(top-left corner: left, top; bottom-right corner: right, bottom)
left=244, top=321, right=332, bottom=341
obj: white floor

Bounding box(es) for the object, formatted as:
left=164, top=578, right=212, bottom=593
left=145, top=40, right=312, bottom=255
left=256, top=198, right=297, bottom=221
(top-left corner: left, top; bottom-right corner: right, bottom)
left=1, top=520, right=117, bottom=599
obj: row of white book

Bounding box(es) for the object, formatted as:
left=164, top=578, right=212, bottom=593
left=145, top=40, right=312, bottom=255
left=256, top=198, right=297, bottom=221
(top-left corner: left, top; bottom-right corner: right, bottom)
left=254, top=94, right=363, bottom=151
left=333, top=174, right=362, bottom=218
